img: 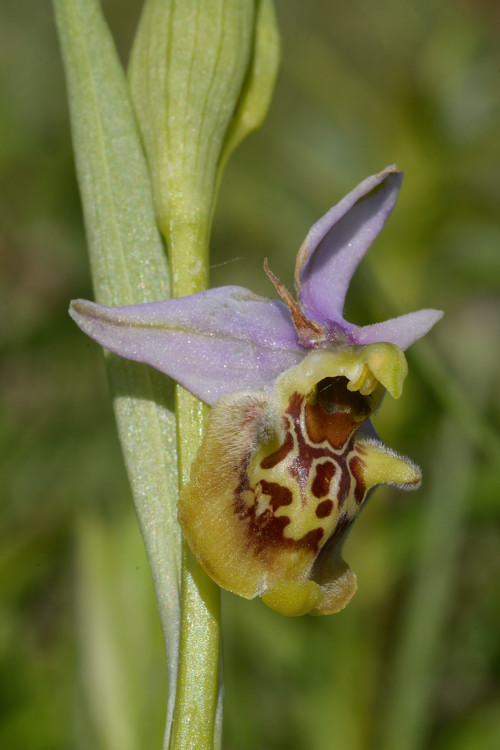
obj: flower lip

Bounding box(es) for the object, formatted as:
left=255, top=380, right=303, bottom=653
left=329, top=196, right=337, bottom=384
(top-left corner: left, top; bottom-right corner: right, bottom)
left=177, top=337, right=422, bottom=617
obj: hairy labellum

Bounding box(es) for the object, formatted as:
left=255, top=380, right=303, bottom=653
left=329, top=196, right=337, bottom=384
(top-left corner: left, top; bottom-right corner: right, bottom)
left=179, top=345, right=421, bottom=616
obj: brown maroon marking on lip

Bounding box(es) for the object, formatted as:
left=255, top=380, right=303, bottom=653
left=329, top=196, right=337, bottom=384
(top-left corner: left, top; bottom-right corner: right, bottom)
left=298, top=526, right=324, bottom=551
left=316, top=499, right=334, bottom=518
left=245, top=512, right=324, bottom=555
left=236, top=470, right=326, bottom=555
left=349, top=455, right=366, bottom=504
left=260, top=431, right=294, bottom=470
left=259, top=479, right=293, bottom=511
left=336, top=459, right=351, bottom=508
left=286, top=391, right=304, bottom=419
left=248, top=513, right=290, bottom=552
left=305, top=404, right=355, bottom=450
left=283, top=390, right=356, bottom=507
left=305, top=377, right=372, bottom=450
left=311, top=461, right=336, bottom=498
left=286, top=392, right=333, bottom=497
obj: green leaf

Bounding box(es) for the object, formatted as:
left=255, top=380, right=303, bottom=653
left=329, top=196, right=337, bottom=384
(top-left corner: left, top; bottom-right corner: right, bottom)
left=75, top=513, right=166, bottom=750
left=53, top=0, right=180, bottom=744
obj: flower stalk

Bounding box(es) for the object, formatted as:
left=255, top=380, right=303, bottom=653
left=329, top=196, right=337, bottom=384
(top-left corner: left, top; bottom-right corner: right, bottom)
left=55, top=0, right=279, bottom=747
left=127, top=2, right=280, bottom=746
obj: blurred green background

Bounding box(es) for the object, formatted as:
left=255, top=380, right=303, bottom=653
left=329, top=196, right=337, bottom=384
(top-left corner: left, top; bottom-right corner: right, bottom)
left=1, top=0, right=499, bottom=748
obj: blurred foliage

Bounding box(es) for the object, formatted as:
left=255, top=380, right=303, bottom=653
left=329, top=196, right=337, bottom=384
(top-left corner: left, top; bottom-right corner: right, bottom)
left=1, top=0, right=499, bottom=749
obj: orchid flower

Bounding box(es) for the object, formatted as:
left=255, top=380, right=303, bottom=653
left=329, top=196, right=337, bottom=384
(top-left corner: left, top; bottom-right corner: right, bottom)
left=70, top=166, right=442, bottom=617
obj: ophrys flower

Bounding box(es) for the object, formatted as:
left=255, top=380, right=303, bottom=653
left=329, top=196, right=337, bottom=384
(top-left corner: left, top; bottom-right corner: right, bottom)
left=70, top=166, right=442, bottom=616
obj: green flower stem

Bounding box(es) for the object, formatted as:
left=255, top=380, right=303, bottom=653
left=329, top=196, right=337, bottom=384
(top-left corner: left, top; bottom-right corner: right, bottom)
left=171, top=387, right=221, bottom=750
left=167, top=220, right=221, bottom=750
left=56, top=0, right=279, bottom=745
left=168, top=223, right=210, bottom=299
left=127, top=3, right=280, bottom=742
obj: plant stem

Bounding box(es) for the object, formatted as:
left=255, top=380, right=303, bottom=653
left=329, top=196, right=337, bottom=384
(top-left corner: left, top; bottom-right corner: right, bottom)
left=167, top=222, right=222, bottom=750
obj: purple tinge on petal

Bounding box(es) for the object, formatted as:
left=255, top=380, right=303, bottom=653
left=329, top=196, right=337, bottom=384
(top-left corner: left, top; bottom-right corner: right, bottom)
left=69, top=287, right=305, bottom=405
left=295, top=166, right=403, bottom=325
left=352, top=309, right=444, bottom=350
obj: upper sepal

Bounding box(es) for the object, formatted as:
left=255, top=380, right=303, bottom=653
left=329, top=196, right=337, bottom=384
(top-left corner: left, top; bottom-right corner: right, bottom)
left=295, top=166, right=403, bottom=326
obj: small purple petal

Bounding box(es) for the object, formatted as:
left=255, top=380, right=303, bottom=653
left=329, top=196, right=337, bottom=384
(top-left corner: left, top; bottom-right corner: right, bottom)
left=352, top=309, right=444, bottom=350
left=70, top=287, right=305, bottom=405
left=296, top=166, right=403, bottom=325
